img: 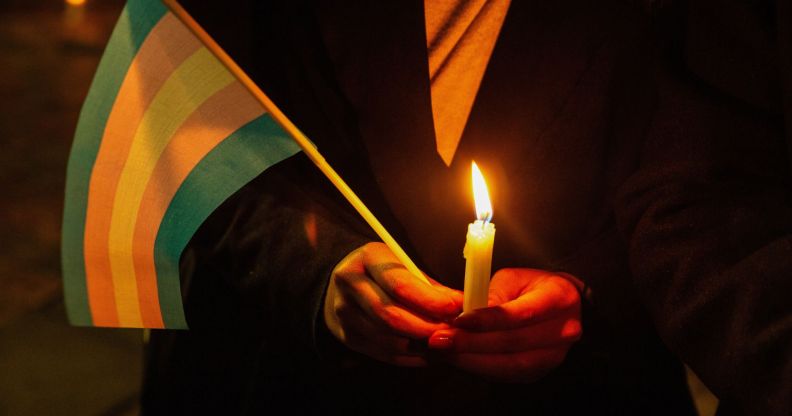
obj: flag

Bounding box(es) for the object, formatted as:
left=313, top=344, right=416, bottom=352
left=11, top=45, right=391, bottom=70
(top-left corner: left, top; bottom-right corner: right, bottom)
left=62, top=0, right=301, bottom=329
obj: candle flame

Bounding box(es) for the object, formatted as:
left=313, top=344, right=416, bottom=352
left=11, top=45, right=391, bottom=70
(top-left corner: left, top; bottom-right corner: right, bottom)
left=66, top=0, right=86, bottom=6
left=471, top=161, right=492, bottom=223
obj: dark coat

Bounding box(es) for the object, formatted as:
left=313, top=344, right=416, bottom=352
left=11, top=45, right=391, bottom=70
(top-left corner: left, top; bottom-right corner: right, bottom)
left=141, top=1, right=791, bottom=415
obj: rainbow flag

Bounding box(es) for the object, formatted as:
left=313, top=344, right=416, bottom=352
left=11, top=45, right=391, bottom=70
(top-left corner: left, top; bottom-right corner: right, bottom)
left=62, top=0, right=301, bottom=328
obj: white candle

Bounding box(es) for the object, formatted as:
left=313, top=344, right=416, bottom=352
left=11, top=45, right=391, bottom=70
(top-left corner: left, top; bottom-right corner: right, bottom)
left=463, top=162, right=495, bottom=312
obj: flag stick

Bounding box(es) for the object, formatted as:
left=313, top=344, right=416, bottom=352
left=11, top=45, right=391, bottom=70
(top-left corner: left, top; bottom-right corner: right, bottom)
left=162, top=0, right=430, bottom=285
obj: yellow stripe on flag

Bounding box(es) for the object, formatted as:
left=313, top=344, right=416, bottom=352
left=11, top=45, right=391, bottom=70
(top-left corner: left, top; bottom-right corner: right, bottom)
left=107, top=47, right=234, bottom=327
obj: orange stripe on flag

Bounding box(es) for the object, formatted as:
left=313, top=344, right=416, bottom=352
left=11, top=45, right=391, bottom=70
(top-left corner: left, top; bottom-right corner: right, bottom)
left=83, top=13, right=200, bottom=326
left=131, top=82, right=264, bottom=327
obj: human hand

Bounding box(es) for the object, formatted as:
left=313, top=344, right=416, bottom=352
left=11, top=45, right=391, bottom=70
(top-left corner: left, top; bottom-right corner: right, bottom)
left=324, top=242, right=463, bottom=366
left=428, top=268, right=582, bottom=382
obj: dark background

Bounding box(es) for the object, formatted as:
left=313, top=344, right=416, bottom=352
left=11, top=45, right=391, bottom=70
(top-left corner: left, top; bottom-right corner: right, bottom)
left=0, top=1, right=141, bottom=415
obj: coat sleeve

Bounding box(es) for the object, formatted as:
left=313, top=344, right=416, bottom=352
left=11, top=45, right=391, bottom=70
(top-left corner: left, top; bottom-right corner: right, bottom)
left=181, top=152, right=375, bottom=356
left=615, top=24, right=792, bottom=414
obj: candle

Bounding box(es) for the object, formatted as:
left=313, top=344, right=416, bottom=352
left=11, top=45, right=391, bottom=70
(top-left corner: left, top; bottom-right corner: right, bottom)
left=463, top=162, right=495, bottom=312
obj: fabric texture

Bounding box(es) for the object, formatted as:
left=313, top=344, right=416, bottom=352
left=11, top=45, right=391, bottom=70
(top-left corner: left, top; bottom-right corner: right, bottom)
left=616, top=1, right=792, bottom=414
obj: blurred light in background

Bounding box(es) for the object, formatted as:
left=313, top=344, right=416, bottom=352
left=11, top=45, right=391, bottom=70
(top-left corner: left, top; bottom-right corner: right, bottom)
left=64, top=0, right=85, bottom=30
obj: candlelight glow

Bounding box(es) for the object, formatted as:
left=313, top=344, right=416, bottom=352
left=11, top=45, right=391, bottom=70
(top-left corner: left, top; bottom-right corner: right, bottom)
left=471, top=161, right=492, bottom=223
left=66, top=0, right=86, bottom=6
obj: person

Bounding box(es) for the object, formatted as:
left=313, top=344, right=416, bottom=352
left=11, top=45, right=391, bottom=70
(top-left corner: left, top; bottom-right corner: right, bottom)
left=141, top=1, right=791, bottom=415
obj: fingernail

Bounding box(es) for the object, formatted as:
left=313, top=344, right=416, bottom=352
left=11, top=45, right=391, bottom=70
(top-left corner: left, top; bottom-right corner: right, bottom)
left=453, top=313, right=477, bottom=328
left=428, top=332, right=454, bottom=350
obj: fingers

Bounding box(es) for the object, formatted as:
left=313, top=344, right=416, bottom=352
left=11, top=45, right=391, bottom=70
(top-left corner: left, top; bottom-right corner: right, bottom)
left=334, top=268, right=450, bottom=338
left=430, top=269, right=582, bottom=381
left=335, top=298, right=428, bottom=367
left=486, top=268, right=557, bottom=305
left=424, top=275, right=465, bottom=307
left=454, top=270, right=580, bottom=331
left=442, top=349, right=568, bottom=383
left=428, top=316, right=581, bottom=353
left=361, top=243, right=461, bottom=319
left=326, top=243, right=459, bottom=367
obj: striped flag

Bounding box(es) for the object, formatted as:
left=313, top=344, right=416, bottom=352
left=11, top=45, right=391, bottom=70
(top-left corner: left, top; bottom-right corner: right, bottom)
left=62, top=0, right=301, bottom=328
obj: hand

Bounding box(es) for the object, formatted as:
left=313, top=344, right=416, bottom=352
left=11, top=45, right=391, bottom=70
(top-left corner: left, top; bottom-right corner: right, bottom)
left=324, top=242, right=463, bottom=367
left=428, top=268, right=582, bottom=382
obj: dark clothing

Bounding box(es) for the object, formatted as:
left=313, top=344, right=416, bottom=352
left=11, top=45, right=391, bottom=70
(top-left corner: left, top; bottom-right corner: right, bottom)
left=618, top=1, right=792, bottom=414
left=142, top=1, right=791, bottom=415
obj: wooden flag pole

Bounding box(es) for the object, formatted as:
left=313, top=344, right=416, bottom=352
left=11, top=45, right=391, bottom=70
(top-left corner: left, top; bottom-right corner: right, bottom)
left=162, top=0, right=430, bottom=285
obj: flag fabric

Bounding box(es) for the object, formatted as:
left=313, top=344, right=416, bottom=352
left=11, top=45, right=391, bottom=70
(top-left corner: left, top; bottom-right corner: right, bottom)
left=62, top=0, right=301, bottom=329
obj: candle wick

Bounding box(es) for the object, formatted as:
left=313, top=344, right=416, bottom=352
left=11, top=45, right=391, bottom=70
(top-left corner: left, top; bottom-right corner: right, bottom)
left=477, top=212, right=492, bottom=227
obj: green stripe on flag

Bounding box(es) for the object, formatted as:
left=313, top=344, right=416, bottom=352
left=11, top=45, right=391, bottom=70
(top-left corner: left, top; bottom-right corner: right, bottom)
left=153, top=115, right=301, bottom=329
left=62, top=0, right=167, bottom=326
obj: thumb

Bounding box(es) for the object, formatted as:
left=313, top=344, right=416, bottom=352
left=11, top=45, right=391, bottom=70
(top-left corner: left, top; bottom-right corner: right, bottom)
left=425, top=275, right=464, bottom=310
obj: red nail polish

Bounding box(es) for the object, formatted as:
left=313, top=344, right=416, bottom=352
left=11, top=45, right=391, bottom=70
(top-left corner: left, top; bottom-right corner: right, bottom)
left=428, top=333, right=453, bottom=350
